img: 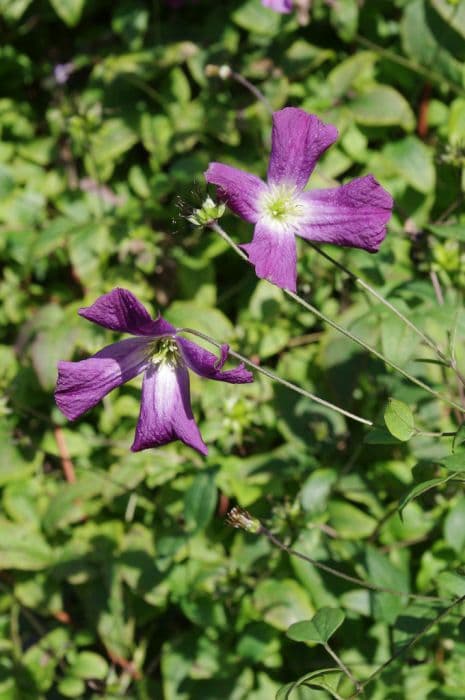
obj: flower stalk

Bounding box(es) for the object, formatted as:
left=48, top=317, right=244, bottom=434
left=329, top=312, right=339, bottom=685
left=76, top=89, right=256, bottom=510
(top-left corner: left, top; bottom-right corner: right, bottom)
left=177, top=328, right=374, bottom=426
left=308, top=242, right=465, bottom=388
left=209, top=221, right=465, bottom=415
left=225, top=507, right=451, bottom=603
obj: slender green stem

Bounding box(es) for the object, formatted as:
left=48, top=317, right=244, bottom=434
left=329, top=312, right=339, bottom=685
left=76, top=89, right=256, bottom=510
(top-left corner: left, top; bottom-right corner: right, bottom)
left=308, top=243, right=447, bottom=361
left=177, top=327, right=373, bottom=426
left=310, top=243, right=465, bottom=392
left=324, top=642, right=361, bottom=694
left=349, top=593, right=465, bottom=697
left=209, top=221, right=465, bottom=414
left=260, top=525, right=450, bottom=604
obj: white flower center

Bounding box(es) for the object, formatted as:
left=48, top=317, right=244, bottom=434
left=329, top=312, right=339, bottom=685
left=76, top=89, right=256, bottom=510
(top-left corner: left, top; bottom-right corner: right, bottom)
left=259, top=183, right=305, bottom=231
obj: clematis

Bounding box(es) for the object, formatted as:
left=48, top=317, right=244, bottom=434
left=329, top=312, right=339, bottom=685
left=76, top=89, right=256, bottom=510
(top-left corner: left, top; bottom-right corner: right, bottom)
left=205, top=107, right=393, bottom=293
left=55, top=288, right=253, bottom=455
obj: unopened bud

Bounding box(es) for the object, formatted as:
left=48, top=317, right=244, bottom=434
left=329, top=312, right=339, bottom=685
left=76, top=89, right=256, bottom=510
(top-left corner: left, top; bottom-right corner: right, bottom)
left=226, top=506, right=261, bottom=534
left=218, top=64, right=232, bottom=80
left=187, top=196, right=226, bottom=226
left=205, top=64, right=220, bottom=77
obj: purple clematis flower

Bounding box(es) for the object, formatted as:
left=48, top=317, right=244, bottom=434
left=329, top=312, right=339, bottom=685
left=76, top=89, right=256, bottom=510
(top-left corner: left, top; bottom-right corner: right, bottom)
left=262, top=0, right=292, bottom=13
left=55, top=288, right=253, bottom=455
left=205, top=107, right=393, bottom=293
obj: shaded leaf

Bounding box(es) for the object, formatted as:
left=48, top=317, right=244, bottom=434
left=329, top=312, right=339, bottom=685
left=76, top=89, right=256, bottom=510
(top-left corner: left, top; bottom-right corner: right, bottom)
left=398, top=477, right=451, bottom=515
left=349, top=86, right=415, bottom=130
left=384, top=398, right=415, bottom=442
left=383, top=136, right=435, bottom=194
left=287, top=608, right=345, bottom=644
left=48, top=0, right=86, bottom=26
left=184, top=472, right=217, bottom=533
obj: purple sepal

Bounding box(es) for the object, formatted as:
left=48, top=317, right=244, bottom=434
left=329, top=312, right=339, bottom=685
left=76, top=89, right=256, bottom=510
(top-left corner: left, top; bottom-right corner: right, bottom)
left=204, top=163, right=266, bottom=224
left=79, top=288, right=175, bottom=337
left=299, top=175, right=393, bottom=252
left=241, top=222, right=298, bottom=293
left=131, top=363, right=208, bottom=455
left=55, top=338, right=151, bottom=420
left=267, top=108, right=338, bottom=191
left=179, top=338, right=254, bottom=383
left=216, top=344, right=230, bottom=370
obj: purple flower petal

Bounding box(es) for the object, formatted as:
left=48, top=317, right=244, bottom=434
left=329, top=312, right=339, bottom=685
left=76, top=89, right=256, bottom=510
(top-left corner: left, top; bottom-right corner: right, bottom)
left=131, top=362, right=207, bottom=455
left=204, top=163, right=266, bottom=223
left=267, top=108, right=338, bottom=191
left=178, top=338, right=254, bottom=384
left=241, top=221, right=298, bottom=292
left=298, top=175, right=393, bottom=252
left=79, top=288, right=175, bottom=337
left=55, top=338, right=151, bottom=420
left=262, top=0, right=292, bottom=12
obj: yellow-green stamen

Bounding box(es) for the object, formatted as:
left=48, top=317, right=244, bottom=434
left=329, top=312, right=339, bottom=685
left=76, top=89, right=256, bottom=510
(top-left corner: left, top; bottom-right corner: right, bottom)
left=151, top=337, right=182, bottom=367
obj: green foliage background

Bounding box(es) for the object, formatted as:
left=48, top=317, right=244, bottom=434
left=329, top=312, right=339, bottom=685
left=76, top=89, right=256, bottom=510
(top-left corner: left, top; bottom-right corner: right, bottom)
left=2, top=0, right=465, bottom=697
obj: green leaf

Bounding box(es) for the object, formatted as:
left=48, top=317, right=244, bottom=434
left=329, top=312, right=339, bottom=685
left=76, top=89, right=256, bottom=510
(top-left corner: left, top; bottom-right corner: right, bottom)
left=68, top=223, right=109, bottom=288
left=381, top=314, right=419, bottom=367
left=69, top=652, right=108, bottom=680
left=0, top=0, right=34, bottom=21
left=348, top=86, right=415, bottom=131
left=0, top=519, right=54, bottom=571
left=428, top=223, right=465, bottom=242
left=166, top=302, right=233, bottom=340
left=0, top=419, right=40, bottom=486
left=366, top=547, right=409, bottom=624
left=453, top=423, right=465, bottom=452
left=329, top=0, right=359, bottom=41
left=276, top=669, right=343, bottom=700
left=383, top=136, right=435, bottom=194
left=364, top=426, right=402, bottom=445
left=328, top=500, right=376, bottom=538
left=90, top=118, right=138, bottom=167
left=327, top=51, right=377, bottom=98
left=184, top=473, right=217, bottom=533
left=287, top=608, right=345, bottom=644
left=432, top=0, right=465, bottom=39
left=398, top=477, right=451, bottom=514
left=439, top=453, right=465, bottom=472
left=299, top=469, right=337, bottom=514
left=58, top=677, right=86, bottom=698
left=384, top=398, right=415, bottom=442
left=48, top=0, right=86, bottom=26
left=444, top=498, right=465, bottom=552
left=253, top=579, right=314, bottom=631
left=437, top=571, right=465, bottom=598
left=402, top=0, right=465, bottom=86
left=232, top=0, right=281, bottom=35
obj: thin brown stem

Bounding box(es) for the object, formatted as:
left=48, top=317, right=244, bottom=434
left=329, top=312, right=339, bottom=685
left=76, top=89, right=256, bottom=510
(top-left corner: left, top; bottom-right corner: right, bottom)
left=53, top=426, right=76, bottom=483
left=230, top=70, right=273, bottom=115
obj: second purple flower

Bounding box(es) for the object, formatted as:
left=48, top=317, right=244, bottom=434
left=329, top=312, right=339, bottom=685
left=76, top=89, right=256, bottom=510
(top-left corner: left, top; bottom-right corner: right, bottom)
left=55, top=288, right=253, bottom=455
left=205, top=107, right=393, bottom=293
